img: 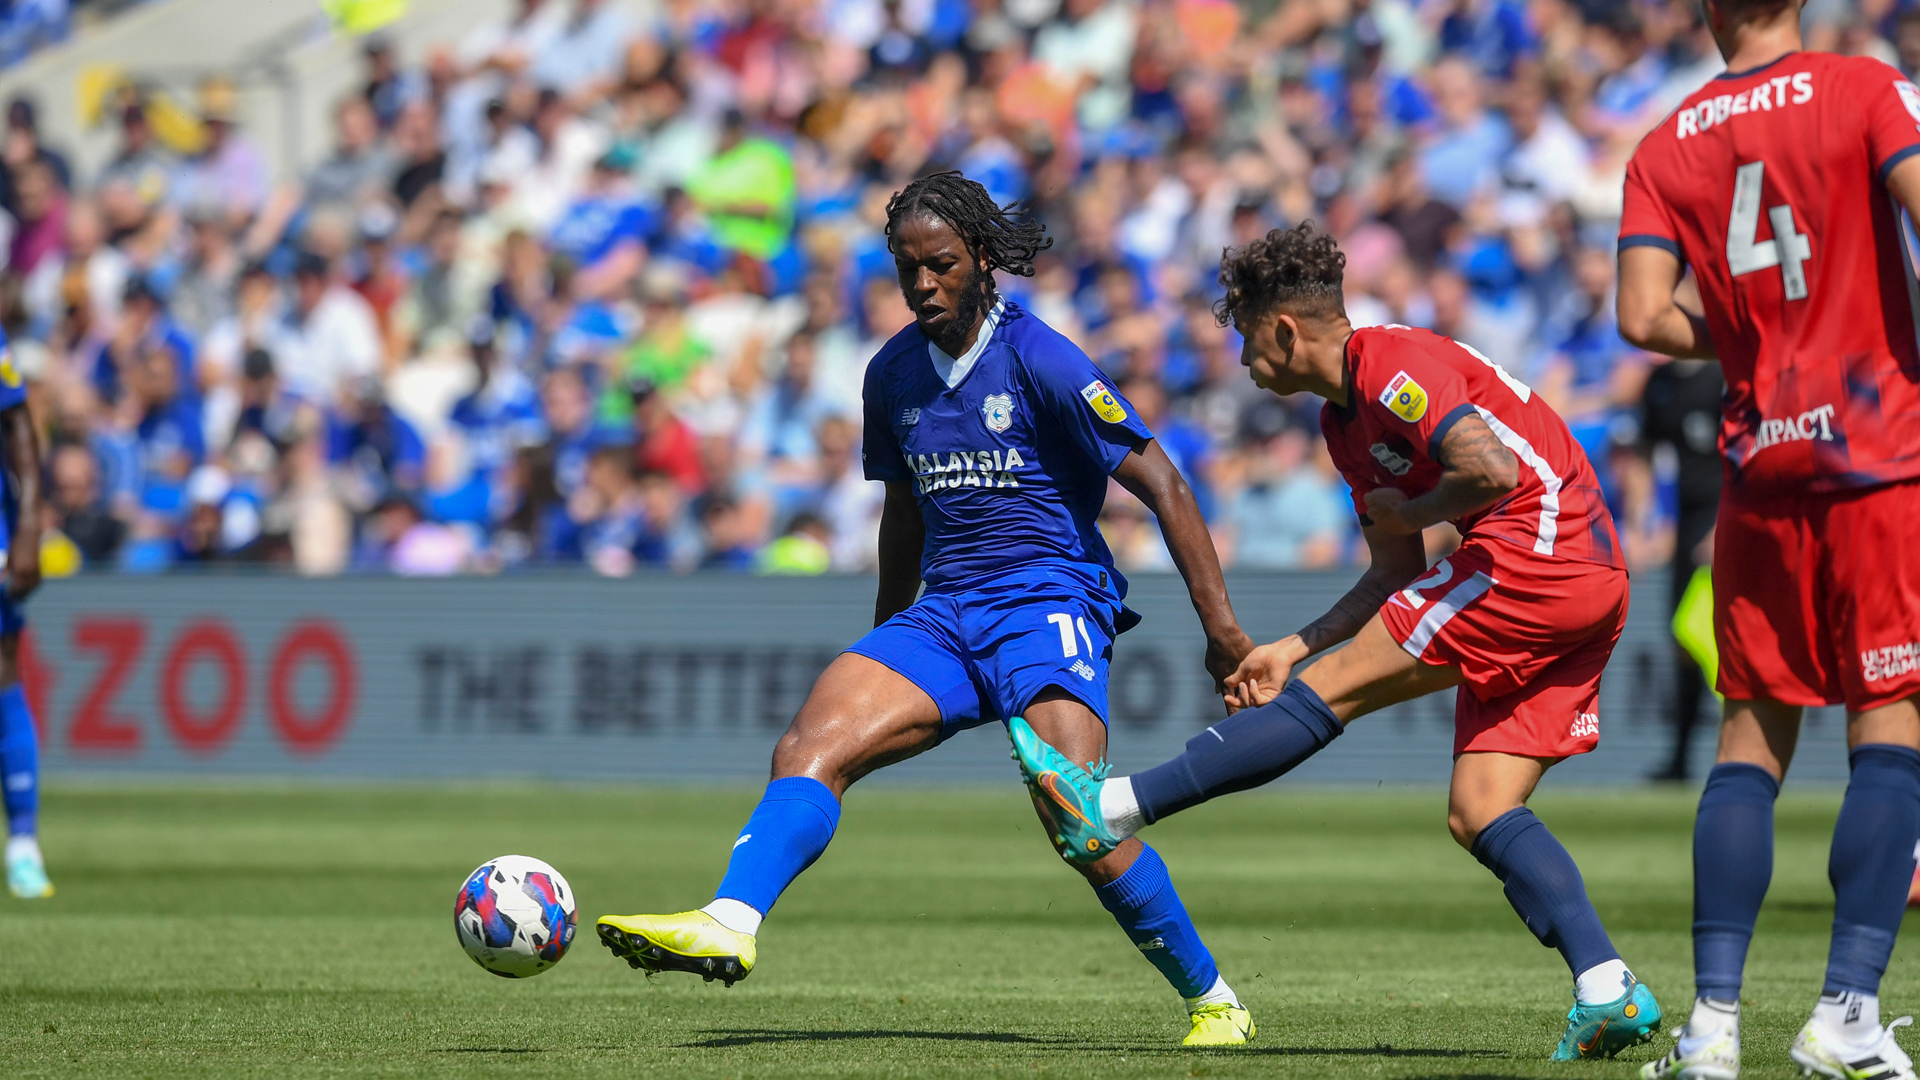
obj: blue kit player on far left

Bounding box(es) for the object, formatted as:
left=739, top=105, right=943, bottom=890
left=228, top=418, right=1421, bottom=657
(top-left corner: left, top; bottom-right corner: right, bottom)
left=597, top=172, right=1260, bottom=1045
left=0, top=326, right=47, bottom=898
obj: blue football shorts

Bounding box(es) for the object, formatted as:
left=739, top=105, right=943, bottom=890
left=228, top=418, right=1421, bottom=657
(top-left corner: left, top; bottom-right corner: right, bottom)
left=846, top=565, right=1128, bottom=743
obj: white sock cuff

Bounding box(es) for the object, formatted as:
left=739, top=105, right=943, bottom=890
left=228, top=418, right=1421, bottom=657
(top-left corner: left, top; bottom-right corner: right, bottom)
left=1185, top=975, right=1239, bottom=1010
left=701, top=898, right=764, bottom=937
left=1574, top=959, right=1633, bottom=1005
left=1100, top=776, right=1145, bottom=839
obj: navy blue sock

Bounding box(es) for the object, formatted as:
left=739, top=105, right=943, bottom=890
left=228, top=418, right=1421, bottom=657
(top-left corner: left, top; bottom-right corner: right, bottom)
left=1471, top=807, right=1620, bottom=977
left=713, top=776, right=841, bottom=915
left=1693, top=762, right=1779, bottom=1001
left=0, top=684, right=37, bottom=837
left=1824, top=744, right=1920, bottom=996
left=1094, top=843, right=1221, bottom=999
left=1131, top=681, right=1343, bottom=824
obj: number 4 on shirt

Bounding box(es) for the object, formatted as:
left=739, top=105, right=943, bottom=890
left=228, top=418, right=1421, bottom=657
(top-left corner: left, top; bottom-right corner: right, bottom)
left=1727, top=160, right=1812, bottom=300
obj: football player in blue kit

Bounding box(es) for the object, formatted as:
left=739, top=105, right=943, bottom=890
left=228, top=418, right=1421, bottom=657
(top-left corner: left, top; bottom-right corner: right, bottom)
left=0, top=326, right=46, bottom=898
left=598, top=172, right=1260, bottom=1045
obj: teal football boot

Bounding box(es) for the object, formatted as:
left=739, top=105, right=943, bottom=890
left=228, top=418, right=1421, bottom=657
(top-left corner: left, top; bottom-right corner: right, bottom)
left=1554, top=976, right=1663, bottom=1060
left=1007, top=717, right=1124, bottom=864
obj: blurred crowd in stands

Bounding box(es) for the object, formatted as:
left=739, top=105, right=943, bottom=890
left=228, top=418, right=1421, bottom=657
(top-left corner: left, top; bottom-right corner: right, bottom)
left=0, top=0, right=1870, bottom=576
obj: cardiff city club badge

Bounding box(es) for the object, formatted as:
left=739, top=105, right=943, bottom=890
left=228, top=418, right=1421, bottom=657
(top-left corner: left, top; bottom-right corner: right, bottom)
left=981, top=393, right=1014, bottom=433
left=1379, top=370, right=1428, bottom=423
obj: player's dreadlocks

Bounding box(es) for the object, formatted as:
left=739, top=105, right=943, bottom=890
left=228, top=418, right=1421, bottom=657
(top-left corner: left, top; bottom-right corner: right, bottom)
left=1214, top=221, right=1348, bottom=327
left=884, top=171, right=1052, bottom=278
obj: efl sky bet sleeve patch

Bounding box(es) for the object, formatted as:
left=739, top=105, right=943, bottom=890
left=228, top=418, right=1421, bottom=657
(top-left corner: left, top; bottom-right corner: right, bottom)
left=1079, top=380, right=1129, bottom=424
left=1380, top=370, right=1428, bottom=423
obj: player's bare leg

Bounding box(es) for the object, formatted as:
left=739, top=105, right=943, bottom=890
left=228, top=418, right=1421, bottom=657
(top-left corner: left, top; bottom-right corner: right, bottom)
left=1444, top=750, right=1548, bottom=850
left=766, top=652, right=946, bottom=796
left=598, top=653, right=943, bottom=984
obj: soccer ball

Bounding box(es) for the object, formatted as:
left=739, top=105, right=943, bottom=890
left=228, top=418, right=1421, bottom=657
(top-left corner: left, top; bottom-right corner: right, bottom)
left=454, top=855, right=578, bottom=978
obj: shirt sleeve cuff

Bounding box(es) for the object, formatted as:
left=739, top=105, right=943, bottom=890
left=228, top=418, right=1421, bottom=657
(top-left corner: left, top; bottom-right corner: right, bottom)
left=1617, top=234, right=1681, bottom=257
left=1427, top=401, right=1478, bottom=460
left=1880, top=143, right=1920, bottom=184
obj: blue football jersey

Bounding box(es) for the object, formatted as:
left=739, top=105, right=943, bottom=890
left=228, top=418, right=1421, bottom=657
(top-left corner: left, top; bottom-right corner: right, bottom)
left=0, top=327, right=26, bottom=540
left=861, top=299, right=1153, bottom=590
left=0, top=327, right=26, bottom=416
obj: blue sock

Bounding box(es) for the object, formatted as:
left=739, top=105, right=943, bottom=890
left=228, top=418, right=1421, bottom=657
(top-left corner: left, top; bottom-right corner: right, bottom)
left=1824, top=744, right=1920, bottom=996
left=0, top=684, right=37, bottom=838
left=1693, top=762, right=1779, bottom=1001
left=1131, top=681, right=1343, bottom=823
left=1471, top=807, right=1619, bottom=978
left=1094, top=843, right=1221, bottom=999
left=712, top=776, right=841, bottom=915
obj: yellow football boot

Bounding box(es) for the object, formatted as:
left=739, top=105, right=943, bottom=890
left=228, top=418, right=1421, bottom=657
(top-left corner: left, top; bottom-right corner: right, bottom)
left=1184, top=1002, right=1256, bottom=1046
left=596, top=910, right=755, bottom=986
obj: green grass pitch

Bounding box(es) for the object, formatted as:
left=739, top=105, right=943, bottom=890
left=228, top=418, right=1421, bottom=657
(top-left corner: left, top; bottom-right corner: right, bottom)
left=0, top=783, right=1902, bottom=1078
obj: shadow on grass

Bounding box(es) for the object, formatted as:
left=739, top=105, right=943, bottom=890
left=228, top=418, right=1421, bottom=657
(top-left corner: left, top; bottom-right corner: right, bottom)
left=680, top=1030, right=1507, bottom=1060
left=1139, top=1045, right=1507, bottom=1059
left=431, top=1048, right=547, bottom=1054
left=1396, top=1075, right=1542, bottom=1080
left=678, top=1029, right=1079, bottom=1048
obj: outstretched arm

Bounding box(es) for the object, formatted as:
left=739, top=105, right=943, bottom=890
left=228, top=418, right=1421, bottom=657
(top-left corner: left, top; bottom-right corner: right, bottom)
left=1, top=403, right=39, bottom=603
left=873, top=481, right=924, bottom=626
left=1618, top=246, right=1714, bottom=359
left=1225, top=521, right=1426, bottom=708
left=1111, top=439, right=1252, bottom=691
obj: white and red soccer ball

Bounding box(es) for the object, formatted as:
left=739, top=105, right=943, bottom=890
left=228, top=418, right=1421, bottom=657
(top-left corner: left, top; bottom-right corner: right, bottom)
left=454, top=855, right=577, bottom=977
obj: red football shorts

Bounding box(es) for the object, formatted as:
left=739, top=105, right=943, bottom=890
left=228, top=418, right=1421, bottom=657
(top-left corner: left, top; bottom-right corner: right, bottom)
left=1377, top=537, right=1629, bottom=759
left=1715, top=478, right=1920, bottom=711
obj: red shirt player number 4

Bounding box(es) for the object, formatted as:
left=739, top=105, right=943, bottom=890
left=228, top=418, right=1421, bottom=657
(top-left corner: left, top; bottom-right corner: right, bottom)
left=1620, top=51, right=1920, bottom=710
left=1326, top=324, right=1627, bottom=759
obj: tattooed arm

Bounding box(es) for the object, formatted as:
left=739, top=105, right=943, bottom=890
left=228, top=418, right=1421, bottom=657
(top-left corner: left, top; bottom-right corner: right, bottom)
left=1223, top=416, right=1518, bottom=707
left=1361, top=414, right=1520, bottom=536
left=1223, top=521, right=1427, bottom=709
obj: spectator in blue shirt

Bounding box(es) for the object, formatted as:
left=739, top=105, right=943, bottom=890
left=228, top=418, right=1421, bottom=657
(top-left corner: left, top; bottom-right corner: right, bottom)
left=1417, top=57, right=1512, bottom=208
left=543, top=443, right=649, bottom=573
left=442, top=321, right=546, bottom=522
left=327, top=376, right=426, bottom=505
left=128, top=341, right=205, bottom=518
left=548, top=146, right=656, bottom=297
left=95, top=276, right=196, bottom=406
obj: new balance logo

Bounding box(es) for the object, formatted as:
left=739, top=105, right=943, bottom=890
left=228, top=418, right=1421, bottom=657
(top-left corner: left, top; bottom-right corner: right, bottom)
left=1069, top=660, right=1096, bottom=681
left=900, top=408, right=921, bottom=427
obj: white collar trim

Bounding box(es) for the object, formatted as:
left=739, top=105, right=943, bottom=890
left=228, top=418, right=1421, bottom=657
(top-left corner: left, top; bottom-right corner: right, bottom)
left=927, top=296, right=1005, bottom=389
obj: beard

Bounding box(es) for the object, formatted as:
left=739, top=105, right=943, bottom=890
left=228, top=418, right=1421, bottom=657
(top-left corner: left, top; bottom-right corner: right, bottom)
left=929, top=265, right=991, bottom=355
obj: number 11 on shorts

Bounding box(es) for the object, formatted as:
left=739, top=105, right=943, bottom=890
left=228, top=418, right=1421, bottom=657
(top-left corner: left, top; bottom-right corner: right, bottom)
left=1048, top=613, right=1095, bottom=657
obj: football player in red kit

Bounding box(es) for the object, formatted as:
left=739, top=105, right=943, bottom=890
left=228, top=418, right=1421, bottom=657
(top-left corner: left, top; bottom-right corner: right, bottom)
left=1007, top=222, right=1663, bottom=1060
left=1617, top=0, right=1920, bottom=1075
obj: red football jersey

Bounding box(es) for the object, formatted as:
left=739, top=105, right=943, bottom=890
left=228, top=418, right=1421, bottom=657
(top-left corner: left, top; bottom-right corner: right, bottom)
left=1619, top=52, right=1920, bottom=496
left=1321, top=325, right=1625, bottom=569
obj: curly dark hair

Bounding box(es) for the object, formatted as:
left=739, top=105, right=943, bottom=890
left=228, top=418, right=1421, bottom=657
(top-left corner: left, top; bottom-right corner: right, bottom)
left=884, top=171, right=1052, bottom=278
left=1214, top=221, right=1347, bottom=327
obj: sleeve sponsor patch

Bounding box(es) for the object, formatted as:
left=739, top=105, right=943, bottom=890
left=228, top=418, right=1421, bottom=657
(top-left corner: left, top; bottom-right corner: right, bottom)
left=0, top=350, right=21, bottom=389
left=1079, top=380, right=1129, bottom=423
left=1899, top=80, right=1920, bottom=126
left=1379, top=370, right=1427, bottom=423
